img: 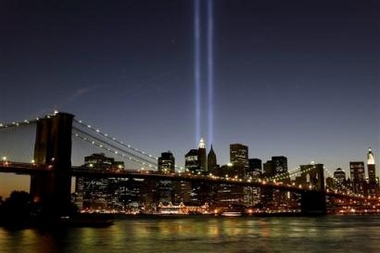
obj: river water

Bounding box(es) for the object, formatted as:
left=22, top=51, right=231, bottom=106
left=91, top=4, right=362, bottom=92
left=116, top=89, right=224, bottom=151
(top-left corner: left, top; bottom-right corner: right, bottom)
left=1, top=215, right=380, bottom=253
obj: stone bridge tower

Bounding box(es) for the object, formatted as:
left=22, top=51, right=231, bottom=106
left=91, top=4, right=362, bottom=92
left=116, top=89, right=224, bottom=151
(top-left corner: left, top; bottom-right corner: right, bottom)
left=30, top=112, right=74, bottom=216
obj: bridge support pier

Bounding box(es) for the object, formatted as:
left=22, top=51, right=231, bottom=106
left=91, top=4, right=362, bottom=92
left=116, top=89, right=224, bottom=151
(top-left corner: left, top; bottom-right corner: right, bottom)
left=30, top=112, right=74, bottom=217
left=300, top=191, right=326, bottom=215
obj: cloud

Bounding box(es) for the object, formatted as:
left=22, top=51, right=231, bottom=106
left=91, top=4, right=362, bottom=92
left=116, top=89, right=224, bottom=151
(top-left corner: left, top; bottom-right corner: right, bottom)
left=67, top=86, right=99, bottom=102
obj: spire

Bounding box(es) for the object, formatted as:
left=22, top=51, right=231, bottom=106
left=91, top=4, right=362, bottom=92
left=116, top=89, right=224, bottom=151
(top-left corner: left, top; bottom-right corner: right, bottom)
left=198, top=137, right=205, bottom=149
left=368, top=147, right=375, bottom=165
left=208, top=144, right=215, bottom=156
left=207, top=143, right=217, bottom=171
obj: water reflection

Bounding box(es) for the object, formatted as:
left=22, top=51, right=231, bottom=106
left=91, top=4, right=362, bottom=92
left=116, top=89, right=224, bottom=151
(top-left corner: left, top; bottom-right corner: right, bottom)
left=2, top=216, right=380, bottom=253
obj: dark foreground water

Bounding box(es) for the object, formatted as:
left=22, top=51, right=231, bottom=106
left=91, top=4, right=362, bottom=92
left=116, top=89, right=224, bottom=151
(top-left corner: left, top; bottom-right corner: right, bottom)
left=1, top=215, right=380, bottom=253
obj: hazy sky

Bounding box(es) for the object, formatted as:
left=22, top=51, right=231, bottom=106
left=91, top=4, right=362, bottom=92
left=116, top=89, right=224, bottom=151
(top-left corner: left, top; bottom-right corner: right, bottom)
left=0, top=0, right=379, bottom=197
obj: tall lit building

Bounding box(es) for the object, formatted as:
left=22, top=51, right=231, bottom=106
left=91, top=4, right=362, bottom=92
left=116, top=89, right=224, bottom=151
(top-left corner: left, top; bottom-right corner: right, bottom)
left=350, top=161, right=366, bottom=195
left=247, top=158, right=262, bottom=206
left=185, top=149, right=200, bottom=174
left=158, top=151, right=175, bottom=174
left=272, top=156, right=288, bottom=176
left=263, top=160, right=274, bottom=177
left=334, top=168, right=346, bottom=184
left=270, top=156, right=289, bottom=209
left=184, top=140, right=210, bottom=205
left=185, top=138, right=207, bottom=173
left=198, top=138, right=207, bottom=171
left=157, top=151, right=175, bottom=203
left=75, top=153, right=125, bottom=210
left=230, top=143, right=249, bottom=175
left=333, top=168, right=346, bottom=189
left=367, top=147, right=378, bottom=196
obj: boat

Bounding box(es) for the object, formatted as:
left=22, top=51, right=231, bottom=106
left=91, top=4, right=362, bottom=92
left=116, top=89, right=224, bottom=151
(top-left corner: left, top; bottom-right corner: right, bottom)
left=220, top=204, right=245, bottom=217
left=221, top=211, right=242, bottom=217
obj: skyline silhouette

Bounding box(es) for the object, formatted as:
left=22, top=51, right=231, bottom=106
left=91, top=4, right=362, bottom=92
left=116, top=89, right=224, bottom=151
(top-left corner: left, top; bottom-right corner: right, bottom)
left=0, top=0, right=379, bottom=196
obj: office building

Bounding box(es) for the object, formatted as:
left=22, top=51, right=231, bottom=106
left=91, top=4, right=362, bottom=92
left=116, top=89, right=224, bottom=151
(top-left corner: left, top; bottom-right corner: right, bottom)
left=198, top=138, right=207, bottom=171
left=248, top=158, right=262, bottom=178
left=230, top=143, right=249, bottom=176
left=157, top=151, right=175, bottom=203
left=185, top=149, right=200, bottom=174
left=350, top=161, right=366, bottom=195
left=333, top=168, right=346, bottom=190
left=75, top=153, right=125, bottom=210
left=367, top=148, right=378, bottom=196
left=207, top=145, right=218, bottom=172
left=158, top=151, right=175, bottom=174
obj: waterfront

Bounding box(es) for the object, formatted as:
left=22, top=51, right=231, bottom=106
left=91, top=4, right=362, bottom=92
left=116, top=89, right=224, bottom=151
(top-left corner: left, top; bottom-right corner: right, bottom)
left=1, top=215, right=380, bottom=253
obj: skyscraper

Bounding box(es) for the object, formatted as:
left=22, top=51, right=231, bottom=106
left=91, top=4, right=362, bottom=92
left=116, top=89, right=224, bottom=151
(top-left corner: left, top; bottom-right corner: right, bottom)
left=185, top=149, right=200, bottom=174
left=230, top=143, right=249, bottom=175
left=207, top=144, right=217, bottom=172
left=272, top=156, right=288, bottom=175
left=247, top=158, right=262, bottom=206
left=158, top=151, right=175, bottom=174
left=157, top=151, right=176, bottom=203
left=367, top=147, right=377, bottom=196
left=184, top=139, right=211, bottom=205
left=350, top=161, right=366, bottom=195
left=75, top=153, right=125, bottom=210
left=198, top=138, right=207, bottom=171
left=334, top=168, right=346, bottom=183
left=248, top=158, right=262, bottom=178
left=185, top=138, right=208, bottom=174
left=263, top=160, right=274, bottom=177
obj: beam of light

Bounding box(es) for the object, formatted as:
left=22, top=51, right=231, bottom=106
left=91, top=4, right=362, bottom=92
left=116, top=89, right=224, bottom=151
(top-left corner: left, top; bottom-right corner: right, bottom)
left=194, top=0, right=201, bottom=145
left=207, top=0, right=214, bottom=146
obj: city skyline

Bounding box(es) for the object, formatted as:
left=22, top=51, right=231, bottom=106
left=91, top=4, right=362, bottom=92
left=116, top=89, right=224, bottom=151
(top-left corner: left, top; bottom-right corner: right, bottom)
left=0, top=0, right=379, bottom=196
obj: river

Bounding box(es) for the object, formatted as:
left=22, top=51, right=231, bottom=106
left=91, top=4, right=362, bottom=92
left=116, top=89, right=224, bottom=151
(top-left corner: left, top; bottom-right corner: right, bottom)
left=1, top=215, right=380, bottom=253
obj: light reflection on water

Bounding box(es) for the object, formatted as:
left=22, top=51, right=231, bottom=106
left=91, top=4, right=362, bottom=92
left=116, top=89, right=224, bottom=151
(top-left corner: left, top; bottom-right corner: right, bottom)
left=1, top=216, right=380, bottom=253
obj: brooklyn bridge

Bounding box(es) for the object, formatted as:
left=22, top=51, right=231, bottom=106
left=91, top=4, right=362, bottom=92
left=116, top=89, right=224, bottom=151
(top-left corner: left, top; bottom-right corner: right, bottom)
left=0, top=112, right=378, bottom=216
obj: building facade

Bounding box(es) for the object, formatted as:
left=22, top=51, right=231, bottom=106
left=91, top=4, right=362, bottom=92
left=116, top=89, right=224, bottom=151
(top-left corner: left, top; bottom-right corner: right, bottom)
left=157, top=151, right=176, bottom=203
left=158, top=151, right=175, bottom=174
left=198, top=138, right=207, bottom=172
left=367, top=148, right=378, bottom=196
left=75, top=153, right=125, bottom=210
left=350, top=161, right=366, bottom=195
left=207, top=145, right=218, bottom=172
left=230, top=143, right=249, bottom=176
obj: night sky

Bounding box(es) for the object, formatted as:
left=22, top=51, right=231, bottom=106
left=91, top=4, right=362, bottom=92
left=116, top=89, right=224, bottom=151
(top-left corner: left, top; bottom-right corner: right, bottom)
left=0, top=0, right=379, bottom=197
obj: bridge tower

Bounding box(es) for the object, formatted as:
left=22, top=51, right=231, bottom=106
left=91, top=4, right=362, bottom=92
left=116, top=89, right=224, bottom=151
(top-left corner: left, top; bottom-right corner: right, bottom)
left=299, top=163, right=326, bottom=215
left=30, top=112, right=74, bottom=216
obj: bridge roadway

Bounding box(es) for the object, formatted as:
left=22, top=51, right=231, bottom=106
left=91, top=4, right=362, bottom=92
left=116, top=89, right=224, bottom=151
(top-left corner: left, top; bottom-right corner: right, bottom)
left=0, top=161, right=372, bottom=201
